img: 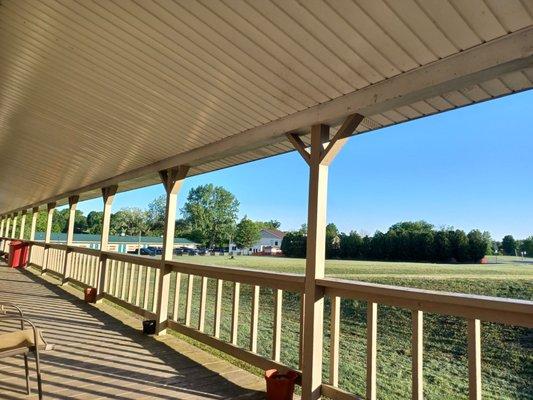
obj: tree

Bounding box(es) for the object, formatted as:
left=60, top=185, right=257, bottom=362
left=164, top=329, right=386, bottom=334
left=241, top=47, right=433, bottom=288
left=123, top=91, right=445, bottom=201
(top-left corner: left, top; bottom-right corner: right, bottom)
left=86, top=211, right=103, bottom=234
left=325, top=223, right=340, bottom=259
left=146, top=195, right=166, bottom=235
left=234, top=217, right=261, bottom=251
left=520, top=236, right=533, bottom=257
left=448, top=230, right=469, bottom=262
left=111, top=208, right=149, bottom=236
left=256, top=220, right=281, bottom=230
left=281, top=231, right=306, bottom=258
left=502, top=235, right=516, bottom=255
left=467, top=230, right=488, bottom=262
left=181, top=184, right=239, bottom=248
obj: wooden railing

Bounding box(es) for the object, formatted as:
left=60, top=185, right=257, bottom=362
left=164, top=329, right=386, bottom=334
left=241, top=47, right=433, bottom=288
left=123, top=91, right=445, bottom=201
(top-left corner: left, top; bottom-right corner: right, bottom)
left=317, top=278, right=533, bottom=400
left=2, top=236, right=532, bottom=399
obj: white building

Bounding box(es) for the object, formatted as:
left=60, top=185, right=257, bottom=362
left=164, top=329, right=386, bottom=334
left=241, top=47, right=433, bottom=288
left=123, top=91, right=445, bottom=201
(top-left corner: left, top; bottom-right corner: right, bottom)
left=231, top=229, right=285, bottom=255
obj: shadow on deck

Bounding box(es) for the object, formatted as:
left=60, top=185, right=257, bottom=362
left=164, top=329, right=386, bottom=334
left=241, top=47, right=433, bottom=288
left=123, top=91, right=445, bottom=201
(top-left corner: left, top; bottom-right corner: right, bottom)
left=0, top=264, right=266, bottom=399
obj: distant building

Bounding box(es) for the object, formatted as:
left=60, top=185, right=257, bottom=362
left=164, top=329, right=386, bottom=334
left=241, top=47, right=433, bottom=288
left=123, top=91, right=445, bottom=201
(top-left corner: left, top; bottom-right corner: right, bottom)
left=33, top=232, right=196, bottom=253
left=230, top=229, right=285, bottom=255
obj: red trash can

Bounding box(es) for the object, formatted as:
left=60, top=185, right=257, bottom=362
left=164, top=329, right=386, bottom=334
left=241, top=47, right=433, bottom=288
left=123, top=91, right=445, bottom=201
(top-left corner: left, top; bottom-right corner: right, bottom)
left=8, top=241, right=29, bottom=268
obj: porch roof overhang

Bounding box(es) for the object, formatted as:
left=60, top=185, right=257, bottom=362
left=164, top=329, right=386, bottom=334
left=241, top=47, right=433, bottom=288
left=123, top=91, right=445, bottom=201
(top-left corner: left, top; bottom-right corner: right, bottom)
left=1, top=1, right=532, bottom=214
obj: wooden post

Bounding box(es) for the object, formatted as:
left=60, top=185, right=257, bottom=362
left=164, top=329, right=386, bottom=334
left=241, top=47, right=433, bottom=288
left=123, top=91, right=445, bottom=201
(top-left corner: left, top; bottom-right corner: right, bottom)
left=26, top=207, right=39, bottom=265
left=366, top=302, right=378, bottom=400
left=96, top=185, right=117, bottom=299
left=42, top=202, right=56, bottom=274
left=19, top=210, right=27, bottom=240
left=29, top=207, right=38, bottom=241
left=468, top=319, right=481, bottom=400
left=11, top=213, right=18, bottom=238
left=329, top=296, right=341, bottom=387
left=0, top=216, right=4, bottom=253
left=4, top=215, right=11, bottom=240
left=155, top=166, right=189, bottom=335
left=62, top=195, right=79, bottom=283
left=412, top=310, right=423, bottom=400
left=289, top=114, right=363, bottom=400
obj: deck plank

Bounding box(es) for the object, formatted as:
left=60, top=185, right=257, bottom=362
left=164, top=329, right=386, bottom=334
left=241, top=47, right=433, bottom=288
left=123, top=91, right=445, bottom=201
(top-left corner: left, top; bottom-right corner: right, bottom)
left=0, top=264, right=266, bottom=399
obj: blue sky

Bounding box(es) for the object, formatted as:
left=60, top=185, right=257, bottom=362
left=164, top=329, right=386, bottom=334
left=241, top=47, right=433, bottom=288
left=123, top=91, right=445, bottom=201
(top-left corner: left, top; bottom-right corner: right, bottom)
left=77, top=90, right=533, bottom=241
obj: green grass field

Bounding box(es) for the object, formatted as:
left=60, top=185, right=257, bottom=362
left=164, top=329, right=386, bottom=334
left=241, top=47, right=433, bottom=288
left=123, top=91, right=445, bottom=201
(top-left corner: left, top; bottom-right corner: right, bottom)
left=168, top=255, right=532, bottom=399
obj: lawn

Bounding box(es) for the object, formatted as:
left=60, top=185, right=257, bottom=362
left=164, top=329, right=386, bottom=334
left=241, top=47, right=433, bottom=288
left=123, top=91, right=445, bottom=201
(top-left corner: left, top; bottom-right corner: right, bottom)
left=168, top=255, right=532, bottom=399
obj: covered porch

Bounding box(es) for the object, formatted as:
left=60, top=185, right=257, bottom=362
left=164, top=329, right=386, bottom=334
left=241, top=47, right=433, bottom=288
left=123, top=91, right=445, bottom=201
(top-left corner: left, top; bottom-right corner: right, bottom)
left=1, top=1, right=533, bottom=399
left=0, top=262, right=265, bottom=399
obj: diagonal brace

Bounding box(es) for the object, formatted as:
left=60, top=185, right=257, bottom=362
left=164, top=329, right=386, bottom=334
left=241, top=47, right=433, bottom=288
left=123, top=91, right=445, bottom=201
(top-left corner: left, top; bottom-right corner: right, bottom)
left=320, top=113, right=364, bottom=165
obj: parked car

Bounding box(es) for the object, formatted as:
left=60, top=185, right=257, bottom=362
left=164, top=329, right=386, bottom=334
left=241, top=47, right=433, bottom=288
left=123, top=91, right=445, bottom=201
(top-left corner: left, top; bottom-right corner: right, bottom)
left=183, top=247, right=198, bottom=256
left=173, top=247, right=184, bottom=255
left=146, top=246, right=162, bottom=255
left=139, top=247, right=156, bottom=256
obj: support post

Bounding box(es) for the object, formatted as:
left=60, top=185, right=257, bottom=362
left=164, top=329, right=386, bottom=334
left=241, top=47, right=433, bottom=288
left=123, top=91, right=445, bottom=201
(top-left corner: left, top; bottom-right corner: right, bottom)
left=26, top=207, right=39, bottom=265
left=42, top=202, right=56, bottom=274
left=96, top=186, right=118, bottom=299
left=19, top=210, right=27, bottom=240
left=0, top=216, right=4, bottom=253
left=62, top=195, right=79, bottom=283
left=11, top=213, right=18, bottom=238
left=3, top=215, right=11, bottom=253
left=290, top=114, right=363, bottom=400
left=29, top=207, right=39, bottom=241
left=155, top=165, right=189, bottom=335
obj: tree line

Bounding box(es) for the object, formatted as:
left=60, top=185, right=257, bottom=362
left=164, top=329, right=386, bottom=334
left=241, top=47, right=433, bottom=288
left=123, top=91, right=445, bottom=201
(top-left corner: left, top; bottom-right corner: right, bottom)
left=16, top=183, right=530, bottom=261
left=281, top=221, right=517, bottom=263
left=22, top=184, right=279, bottom=249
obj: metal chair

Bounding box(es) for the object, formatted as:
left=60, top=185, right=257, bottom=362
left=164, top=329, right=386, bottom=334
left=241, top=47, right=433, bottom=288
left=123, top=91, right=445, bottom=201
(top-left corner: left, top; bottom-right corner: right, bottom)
left=0, top=302, right=53, bottom=399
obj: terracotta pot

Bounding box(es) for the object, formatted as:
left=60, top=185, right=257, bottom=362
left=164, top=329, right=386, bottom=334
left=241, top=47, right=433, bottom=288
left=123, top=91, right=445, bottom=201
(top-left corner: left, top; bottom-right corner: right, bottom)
left=265, top=369, right=298, bottom=400
left=84, top=287, right=97, bottom=303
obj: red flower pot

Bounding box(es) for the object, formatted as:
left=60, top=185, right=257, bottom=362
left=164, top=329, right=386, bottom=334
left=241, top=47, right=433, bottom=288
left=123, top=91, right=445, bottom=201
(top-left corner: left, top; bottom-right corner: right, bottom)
left=265, top=369, right=298, bottom=400
left=84, top=287, right=97, bottom=303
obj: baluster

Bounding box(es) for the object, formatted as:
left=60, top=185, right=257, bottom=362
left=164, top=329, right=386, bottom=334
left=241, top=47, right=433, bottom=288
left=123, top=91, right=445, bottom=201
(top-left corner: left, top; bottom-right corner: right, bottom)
left=153, top=267, right=160, bottom=312
left=127, top=264, right=135, bottom=304
left=173, top=272, right=181, bottom=321
left=214, top=279, right=223, bottom=338
left=366, top=302, right=378, bottom=400
left=108, top=259, right=116, bottom=295
left=299, top=293, right=305, bottom=369
left=143, top=267, right=150, bottom=310
left=114, top=260, right=121, bottom=296
left=468, top=319, right=481, bottom=400
left=185, top=274, right=194, bottom=326
left=250, top=285, right=260, bottom=353
left=121, top=262, right=128, bottom=300
left=412, top=310, right=423, bottom=400
left=198, top=277, right=208, bottom=332
left=95, top=256, right=102, bottom=289
left=329, top=296, right=341, bottom=387
left=231, top=282, right=240, bottom=346
left=83, top=254, right=89, bottom=285
left=272, top=289, right=282, bottom=361
left=135, top=265, right=143, bottom=306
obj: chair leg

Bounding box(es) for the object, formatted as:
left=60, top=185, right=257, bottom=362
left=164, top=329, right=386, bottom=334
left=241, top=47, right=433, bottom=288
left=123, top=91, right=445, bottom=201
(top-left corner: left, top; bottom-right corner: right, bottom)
left=34, top=350, right=43, bottom=400
left=23, top=354, right=31, bottom=395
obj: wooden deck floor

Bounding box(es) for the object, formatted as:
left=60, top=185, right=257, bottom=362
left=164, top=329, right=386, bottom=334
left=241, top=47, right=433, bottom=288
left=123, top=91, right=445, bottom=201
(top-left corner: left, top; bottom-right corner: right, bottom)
left=0, top=264, right=266, bottom=399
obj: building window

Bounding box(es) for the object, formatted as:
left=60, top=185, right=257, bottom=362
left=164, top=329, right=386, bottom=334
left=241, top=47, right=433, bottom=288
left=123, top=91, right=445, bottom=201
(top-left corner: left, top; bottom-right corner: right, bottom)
left=275, top=241, right=278, bottom=246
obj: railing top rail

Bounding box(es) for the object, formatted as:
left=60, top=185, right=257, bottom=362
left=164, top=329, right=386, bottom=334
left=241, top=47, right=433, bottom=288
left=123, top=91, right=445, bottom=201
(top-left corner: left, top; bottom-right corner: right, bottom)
left=47, top=243, right=68, bottom=250
left=67, top=245, right=101, bottom=257
left=102, top=251, right=161, bottom=268
left=166, top=260, right=305, bottom=292
left=318, top=277, right=533, bottom=327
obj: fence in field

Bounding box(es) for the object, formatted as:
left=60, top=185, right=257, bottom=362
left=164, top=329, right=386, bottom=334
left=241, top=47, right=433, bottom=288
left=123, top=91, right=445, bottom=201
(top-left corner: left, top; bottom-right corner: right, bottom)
left=2, top=236, right=532, bottom=400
